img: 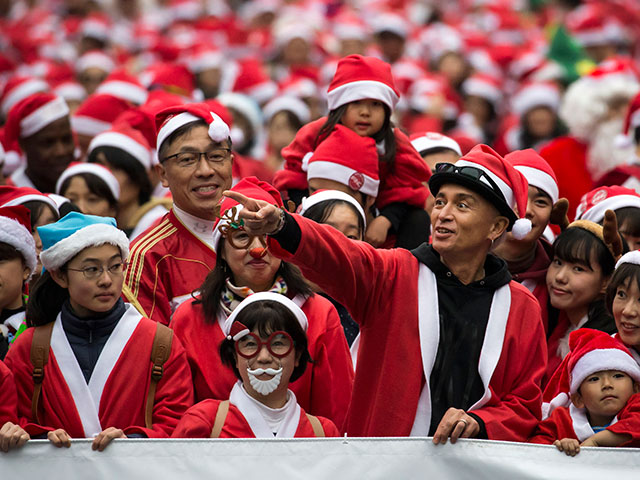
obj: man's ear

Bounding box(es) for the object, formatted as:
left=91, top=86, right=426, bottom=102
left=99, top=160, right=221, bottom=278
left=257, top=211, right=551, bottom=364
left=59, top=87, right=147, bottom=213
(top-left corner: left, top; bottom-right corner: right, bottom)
left=155, top=163, right=169, bottom=188
left=22, top=266, right=32, bottom=283
left=570, top=392, right=585, bottom=409
left=49, top=269, right=69, bottom=289
left=489, top=216, right=509, bottom=241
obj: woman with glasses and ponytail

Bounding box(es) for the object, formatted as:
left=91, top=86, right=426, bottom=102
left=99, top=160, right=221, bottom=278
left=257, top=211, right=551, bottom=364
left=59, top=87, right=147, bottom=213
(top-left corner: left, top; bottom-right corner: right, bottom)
left=1, top=212, right=193, bottom=452
left=173, top=292, right=339, bottom=438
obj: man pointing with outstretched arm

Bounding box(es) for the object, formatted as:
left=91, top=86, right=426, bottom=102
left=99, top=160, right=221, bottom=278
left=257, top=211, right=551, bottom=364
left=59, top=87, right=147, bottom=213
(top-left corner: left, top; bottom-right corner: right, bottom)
left=226, top=145, right=547, bottom=443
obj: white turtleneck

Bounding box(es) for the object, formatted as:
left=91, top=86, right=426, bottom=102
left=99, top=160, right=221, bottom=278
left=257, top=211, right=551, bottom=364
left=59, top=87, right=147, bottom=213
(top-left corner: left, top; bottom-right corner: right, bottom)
left=172, top=204, right=216, bottom=248
left=239, top=384, right=294, bottom=435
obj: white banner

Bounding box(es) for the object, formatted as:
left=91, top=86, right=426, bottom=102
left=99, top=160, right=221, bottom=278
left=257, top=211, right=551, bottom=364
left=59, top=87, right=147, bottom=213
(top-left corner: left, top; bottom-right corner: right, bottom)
left=3, top=438, right=640, bottom=479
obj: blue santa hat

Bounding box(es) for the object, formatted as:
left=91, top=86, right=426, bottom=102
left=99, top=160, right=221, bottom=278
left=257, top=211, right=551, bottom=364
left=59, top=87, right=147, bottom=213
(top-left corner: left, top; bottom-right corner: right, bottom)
left=38, top=212, right=129, bottom=272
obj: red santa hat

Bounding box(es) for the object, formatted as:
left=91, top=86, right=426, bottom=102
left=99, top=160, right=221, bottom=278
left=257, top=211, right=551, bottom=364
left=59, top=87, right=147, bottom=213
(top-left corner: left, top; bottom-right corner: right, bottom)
left=3, top=93, right=69, bottom=151
left=542, top=328, right=640, bottom=418
left=55, top=162, right=120, bottom=200
left=231, top=58, right=278, bottom=105
left=79, top=14, right=111, bottom=43
left=88, top=126, right=152, bottom=170
left=462, top=73, right=502, bottom=107
left=298, top=189, right=367, bottom=228
left=0, top=185, right=59, bottom=216
left=53, top=81, right=87, bottom=103
left=429, top=144, right=532, bottom=239
left=211, top=176, right=283, bottom=253
left=1, top=76, right=50, bottom=117
left=505, top=149, right=559, bottom=204
left=263, top=95, right=311, bottom=125
left=327, top=55, right=399, bottom=112
left=155, top=102, right=231, bottom=153
left=614, top=92, right=640, bottom=149
left=279, top=75, right=320, bottom=101
left=410, top=132, right=462, bottom=157
left=0, top=205, right=37, bottom=274
left=72, top=94, right=132, bottom=137
left=576, top=186, right=640, bottom=223
left=185, top=45, right=223, bottom=74
left=615, top=249, right=640, bottom=270
left=568, top=5, right=627, bottom=48
left=95, top=69, right=149, bottom=106
left=370, top=11, right=410, bottom=39
left=75, top=50, right=116, bottom=75
left=511, top=82, right=561, bottom=116
left=140, top=63, right=196, bottom=100
left=302, top=124, right=380, bottom=197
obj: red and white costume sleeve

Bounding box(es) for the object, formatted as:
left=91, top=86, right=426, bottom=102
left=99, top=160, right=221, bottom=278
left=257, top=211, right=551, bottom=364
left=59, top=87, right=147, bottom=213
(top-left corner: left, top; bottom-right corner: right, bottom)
left=170, top=293, right=354, bottom=431
left=273, top=118, right=431, bottom=209
left=530, top=393, right=640, bottom=446
left=4, top=305, right=194, bottom=438
left=267, top=215, right=547, bottom=439
left=172, top=383, right=339, bottom=438
left=0, top=360, right=18, bottom=425
left=124, top=209, right=217, bottom=325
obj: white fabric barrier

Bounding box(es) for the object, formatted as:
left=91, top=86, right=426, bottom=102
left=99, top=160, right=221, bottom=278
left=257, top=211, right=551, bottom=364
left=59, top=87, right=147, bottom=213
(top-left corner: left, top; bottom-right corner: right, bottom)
left=3, top=437, right=640, bottom=479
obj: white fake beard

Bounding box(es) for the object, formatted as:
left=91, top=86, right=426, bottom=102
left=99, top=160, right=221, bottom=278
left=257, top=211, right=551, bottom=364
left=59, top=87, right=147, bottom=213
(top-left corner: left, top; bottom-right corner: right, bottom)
left=247, top=366, right=283, bottom=396
left=587, top=117, right=634, bottom=180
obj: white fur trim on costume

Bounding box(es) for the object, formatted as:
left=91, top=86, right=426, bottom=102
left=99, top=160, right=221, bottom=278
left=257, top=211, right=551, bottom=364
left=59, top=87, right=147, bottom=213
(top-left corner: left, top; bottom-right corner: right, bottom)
left=511, top=218, right=533, bottom=240
left=71, top=115, right=111, bottom=136
left=579, top=194, right=640, bottom=223
left=514, top=166, right=559, bottom=204
left=95, top=81, right=148, bottom=105
left=20, top=96, right=69, bottom=138
left=40, top=223, right=129, bottom=271
left=616, top=250, right=640, bottom=269
left=88, top=131, right=151, bottom=169
left=306, top=160, right=380, bottom=197
left=211, top=204, right=244, bottom=253
left=327, top=80, right=399, bottom=111
left=0, top=216, right=37, bottom=274
left=570, top=348, right=640, bottom=394
left=1, top=78, right=49, bottom=116
left=570, top=404, right=597, bottom=442
left=542, top=392, right=569, bottom=419
left=222, top=291, right=309, bottom=337
left=208, top=112, right=230, bottom=143
left=55, top=163, right=120, bottom=200
left=156, top=112, right=200, bottom=152
left=455, top=159, right=515, bottom=208
left=299, top=190, right=367, bottom=229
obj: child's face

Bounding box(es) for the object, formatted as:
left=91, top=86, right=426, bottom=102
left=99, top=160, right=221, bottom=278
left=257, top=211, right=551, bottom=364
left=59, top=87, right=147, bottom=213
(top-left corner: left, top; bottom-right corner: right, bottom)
left=572, top=370, right=638, bottom=426
left=546, top=251, right=608, bottom=320
left=509, top=186, right=552, bottom=244
left=612, top=277, right=640, bottom=349
left=0, top=257, right=29, bottom=310
left=341, top=99, right=386, bottom=138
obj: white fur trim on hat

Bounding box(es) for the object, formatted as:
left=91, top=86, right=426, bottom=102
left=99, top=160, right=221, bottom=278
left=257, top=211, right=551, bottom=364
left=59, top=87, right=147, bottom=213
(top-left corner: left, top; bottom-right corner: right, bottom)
left=156, top=112, right=200, bottom=152
left=512, top=84, right=560, bottom=116
left=20, top=96, right=69, bottom=138
left=514, top=165, right=559, bottom=204
left=299, top=190, right=367, bottom=228
left=2, top=194, right=59, bottom=216
left=71, top=115, right=111, bottom=136
left=55, top=163, right=120, bottom=200
left=217, top=92, right=263, bottom=135
left=327, top=80, right=399, bottom=111
left=40, top=223, right=129, bottom=272
left=211, top=204, right=243, bottom=254
left=0, top=216, right=37, bottom=274
left=1, top=78, right=50, bottom=116
left=96, top=81, right=148, bottom=105
left=263, top=96, right=311, bottom=125
left=411, top=134, right=462, bottom=156
left=616, top=250, right=640, bottom=269
left=305, top=160, right=380, bottom=197
left=580, top=194, right=640, bottom=223
left=88, top=131, right=151, bottom=170
left=570, top=348, right=640, bottom=394
left=54, top=83, right=87, bottom=102
left=222, top=291, right=308, bottom=340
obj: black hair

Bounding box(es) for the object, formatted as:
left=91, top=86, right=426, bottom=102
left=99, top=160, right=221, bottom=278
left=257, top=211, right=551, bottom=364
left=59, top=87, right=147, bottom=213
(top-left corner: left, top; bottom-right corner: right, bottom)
left=219, top=300, right=312, bottom=382
left=196, top=236, right=313, bottom=322
left=519, top=108, right=567, bottom=150
left=315, top=103, right=397, bottom=167
left=88, top=146, right=152, bottom=205
left=634, top=125, right=640, bottom=146
left=0, top=241, right=23, bottom=263
left=615, top=207, right=640, bottom=237
left=605, top=262, right=640, bottom=315
left=21, top=201, right=60, bottom=232
left=26, top=270, right=70, bottom=327
left=553, top=227, right=616, bottom=278
left=270, top=110, right=304, bottom=131
left=157, top=119, right=232, bottom=162
left=59, top=172, right=118, bottom=212
left=302, top=199, right=365, bottom=239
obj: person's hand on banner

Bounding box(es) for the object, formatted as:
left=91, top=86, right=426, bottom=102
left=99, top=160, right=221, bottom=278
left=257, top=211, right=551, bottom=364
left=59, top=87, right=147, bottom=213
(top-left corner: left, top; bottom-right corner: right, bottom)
left=554, top=438, right=580, bottom=456
left=223, top=191, right=284, bottom=236
left=92, top=427, right=126, bottom=451
left=0, top=422, right=30, bottom=452
left=47, top=428, right=71, bottom=448
left=432, top=408, right=479, bottom=444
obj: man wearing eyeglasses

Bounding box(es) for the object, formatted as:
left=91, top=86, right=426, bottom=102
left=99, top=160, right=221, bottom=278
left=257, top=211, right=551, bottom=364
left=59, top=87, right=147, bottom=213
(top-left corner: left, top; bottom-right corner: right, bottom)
left=124, top=104, right=233, bottom=325
left=226, top=144, right=547, bottom=443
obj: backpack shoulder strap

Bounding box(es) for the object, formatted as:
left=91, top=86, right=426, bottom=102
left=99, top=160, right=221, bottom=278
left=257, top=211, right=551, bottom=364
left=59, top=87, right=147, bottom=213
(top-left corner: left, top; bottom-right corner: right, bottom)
left=145, top=323, right=173, bottom=429
left=210, top=400, right=230, bottom=438
left=305, top=413, right=325, bottom=437
left=30, top=322, right=55, bottom=423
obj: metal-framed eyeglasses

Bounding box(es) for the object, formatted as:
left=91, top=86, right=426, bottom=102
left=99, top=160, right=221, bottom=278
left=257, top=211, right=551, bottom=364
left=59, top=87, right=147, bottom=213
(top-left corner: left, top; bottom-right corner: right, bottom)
left=162, top=148, right=231, bottom=168
left=66, top=262, right=128, bottom=280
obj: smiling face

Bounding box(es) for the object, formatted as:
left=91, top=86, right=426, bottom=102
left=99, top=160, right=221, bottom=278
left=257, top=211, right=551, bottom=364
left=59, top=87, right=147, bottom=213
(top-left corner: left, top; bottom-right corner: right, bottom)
left=222, top=234, right=281, bottom=292
left=572, top=370, right=638, bottom=427
left=340, top=99, right=386, bottom=137
left=157, top=124, right=233, bottom=221
left=612, top=277, right=640, bottom=350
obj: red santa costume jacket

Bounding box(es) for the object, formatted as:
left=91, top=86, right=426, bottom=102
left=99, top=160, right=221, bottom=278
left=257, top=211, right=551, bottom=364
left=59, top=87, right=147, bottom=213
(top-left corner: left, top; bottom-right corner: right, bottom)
left=170, top=293, right=354, bottom=431
left=272, top=118, right=431, bottom=209
left=125, top=208, right=216, bottom=325
left=172, top=383, right=339, bottom=438
left=268, top=215, right=547, bottom=439
left=4, top=305, right=194, bottom=438
left=0, top=360, right=18, bottom=424
left=530, top=393, right=640, bottom=446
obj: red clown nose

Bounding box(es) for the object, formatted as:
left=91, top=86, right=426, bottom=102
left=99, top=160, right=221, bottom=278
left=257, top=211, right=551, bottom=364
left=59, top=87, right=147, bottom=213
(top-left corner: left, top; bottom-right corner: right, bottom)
left=249, top=247, right=268, bottom=258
